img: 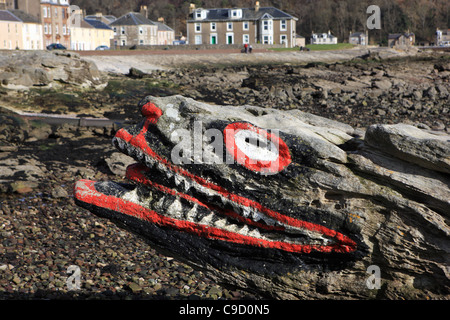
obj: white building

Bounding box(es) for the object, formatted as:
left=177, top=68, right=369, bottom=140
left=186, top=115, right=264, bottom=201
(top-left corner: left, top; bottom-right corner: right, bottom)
left=10, top=9, right=43, bottom=50
left=310, top=30, right=337, bottom=45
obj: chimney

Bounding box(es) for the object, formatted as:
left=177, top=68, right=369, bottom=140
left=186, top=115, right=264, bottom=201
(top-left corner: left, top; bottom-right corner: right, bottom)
left=189, top=3, right=196, bottom=14
left=255, top=1, right=260, bottom=12
left=158, top=17, right=164, bottom=23
left=95, top=12, right=102, bottom=18
left=140, top=5, right=148, bottom=18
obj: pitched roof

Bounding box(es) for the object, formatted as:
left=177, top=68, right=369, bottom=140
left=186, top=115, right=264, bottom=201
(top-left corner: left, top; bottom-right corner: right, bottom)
left=154, top=21, right=174, bottom=32
left=0, top=10, right=21, bottom=22
left=85, top=18, right=113, bottom=30
left=350, top=32, right=366, bottom=37
left=188, top=7, right=295, bottom=22
left=110, top=12, right=156, bottom=26
left=388, top=33, right=403, bottom=39
left=85, top=14, right=117, bottom=23
left=8, top=10, right=40, bottom=23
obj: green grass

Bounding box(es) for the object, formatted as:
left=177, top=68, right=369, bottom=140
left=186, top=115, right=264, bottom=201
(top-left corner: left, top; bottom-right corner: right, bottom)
left=269, top=43, right=356, bottom=52
left=306, top=43, right=355, bottom=51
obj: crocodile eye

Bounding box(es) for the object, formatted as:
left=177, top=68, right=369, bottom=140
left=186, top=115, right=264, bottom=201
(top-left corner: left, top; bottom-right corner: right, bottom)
left=224, top=122, right=291, bottom=174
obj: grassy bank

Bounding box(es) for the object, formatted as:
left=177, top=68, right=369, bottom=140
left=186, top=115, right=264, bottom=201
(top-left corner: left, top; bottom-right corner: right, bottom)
left=270, top=43, right=356, bottom=52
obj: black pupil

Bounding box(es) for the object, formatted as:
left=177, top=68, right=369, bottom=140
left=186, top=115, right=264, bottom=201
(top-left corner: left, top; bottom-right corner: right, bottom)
left=244, top=136, right=269, bottom=149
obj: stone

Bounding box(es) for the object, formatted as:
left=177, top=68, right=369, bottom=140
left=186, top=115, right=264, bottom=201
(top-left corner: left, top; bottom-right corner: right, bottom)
left=364, top=123, right=450, bottom=174
left=105, top=152, right=136, bottom=177
left=51, top=186, right=69, bottom=198
left=126, top=282, right=142, bottom=293
left=0, top=50, right=106, bottom=90
left=373, top=79, right=392, bottom=91
left=74, top=96, right=449, bottom=300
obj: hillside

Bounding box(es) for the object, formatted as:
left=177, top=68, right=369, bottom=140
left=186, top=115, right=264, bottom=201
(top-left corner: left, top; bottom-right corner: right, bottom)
left=70, top=0, right=449, bottom=44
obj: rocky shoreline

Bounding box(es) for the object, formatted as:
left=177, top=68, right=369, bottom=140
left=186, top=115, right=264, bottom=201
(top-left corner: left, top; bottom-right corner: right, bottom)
left=0, top=49, right=448, bottom=300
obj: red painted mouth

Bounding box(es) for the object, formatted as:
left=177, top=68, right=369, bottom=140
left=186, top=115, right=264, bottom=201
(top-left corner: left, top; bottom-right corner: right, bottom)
left=74, top=102, right=357, bottom=254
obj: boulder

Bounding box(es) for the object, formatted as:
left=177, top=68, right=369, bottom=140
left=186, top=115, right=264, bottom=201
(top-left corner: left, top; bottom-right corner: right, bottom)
left=0, top=51, right=106, bottom=89
left=74, top=95, right=450, bottom=299
left=365, top=123, right=450, bottom=174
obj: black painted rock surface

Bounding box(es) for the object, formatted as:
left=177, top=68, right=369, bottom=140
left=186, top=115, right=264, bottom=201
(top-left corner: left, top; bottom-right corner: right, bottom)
left=75, top=95, right=449, bottom=299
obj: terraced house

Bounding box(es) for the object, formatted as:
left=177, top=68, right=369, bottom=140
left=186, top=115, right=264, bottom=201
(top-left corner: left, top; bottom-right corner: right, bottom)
left=40, top=0, right=70, bottom=48
left=187, top=1, right=297, bottom=47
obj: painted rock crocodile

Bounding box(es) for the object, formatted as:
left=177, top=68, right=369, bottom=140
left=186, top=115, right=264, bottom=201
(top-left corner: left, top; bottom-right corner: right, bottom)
left=75, top=95, right=449, bottom=299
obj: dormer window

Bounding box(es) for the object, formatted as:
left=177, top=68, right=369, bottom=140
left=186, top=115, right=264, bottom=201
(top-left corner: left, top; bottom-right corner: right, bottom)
left=230, top=9, right=242, bottom=19
left=194, top=9, right=207, bottom=20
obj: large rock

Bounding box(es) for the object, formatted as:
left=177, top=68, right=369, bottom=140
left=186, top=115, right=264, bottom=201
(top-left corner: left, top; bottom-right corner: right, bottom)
left=0, top=51, right=105, bottom=89
left=74, top=95, right=449, bottom=299
left=364, top=123, right=450, bottom=174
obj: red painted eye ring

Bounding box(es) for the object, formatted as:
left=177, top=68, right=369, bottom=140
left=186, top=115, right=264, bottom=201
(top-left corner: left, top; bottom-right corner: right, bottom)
left=224, top=122, right=291, bottom=174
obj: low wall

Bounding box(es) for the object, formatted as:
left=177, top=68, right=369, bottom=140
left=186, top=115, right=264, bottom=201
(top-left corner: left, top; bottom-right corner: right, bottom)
left=111, top=43, right=290, bottom=51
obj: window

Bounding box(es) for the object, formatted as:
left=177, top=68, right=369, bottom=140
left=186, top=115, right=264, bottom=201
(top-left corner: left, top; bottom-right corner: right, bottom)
left=54, top=8, right=57, bottom=17
left=227, top=22, right=233, bottom=31
left=43, top=7, right=47, bottom=18
left=263, top=35, right=273, bottom=44
left=121, top=27, right=125, bottom=35
left=230, top=9, right=242, bottom=19
left=210, top=22, right=216, bottom=31
left=195, top=23, right=201, bottom=32
left=280, top=20, right=287, bottom=31
left=44, top=24, right=48, bottom=34
left=243, top=21, right=249, bottom=30
left=113, top=27, right=117, bottom=35
left=263, top=20, right=269, bottom=31
left=139, top=27, right=143, bottom=34
left=121, top=39, right=126, bottom=46
left=63, top=24, right=66, bottom=35
left=195, top=35, right=202, bottom=44
left=243, top=34, right=249, bottom=44
left=139, top=39, right=144, bottom=45
left=280, top=35, right=287, bottom=45
left=55, top=24, right=58, bottom=34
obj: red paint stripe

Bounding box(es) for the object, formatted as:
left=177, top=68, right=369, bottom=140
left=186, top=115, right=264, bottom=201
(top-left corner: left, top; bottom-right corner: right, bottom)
left=74, top=180, right=351, bottom=253
left=126, top=163, right=286, bottom=232
left=223, top=122, right=292, bottom=174
left=112, top=104, right=357, bottom=253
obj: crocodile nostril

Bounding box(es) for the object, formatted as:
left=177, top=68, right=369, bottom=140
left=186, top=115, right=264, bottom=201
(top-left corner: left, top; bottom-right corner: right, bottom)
left=141, top=102, right=162, bottom=123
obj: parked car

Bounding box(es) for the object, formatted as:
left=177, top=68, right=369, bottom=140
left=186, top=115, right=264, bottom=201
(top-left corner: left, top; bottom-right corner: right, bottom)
left=46, top=43, right=66, bottom=50
left=95, top=45, right=109, bottom=50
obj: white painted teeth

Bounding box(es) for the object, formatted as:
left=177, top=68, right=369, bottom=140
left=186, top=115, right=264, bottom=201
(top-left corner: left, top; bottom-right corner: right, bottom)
left=186, top=204, right=198, bottom=221
left=167, top=199, right=184, bottom=220
left=114, top=137, right=329, bottom=246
